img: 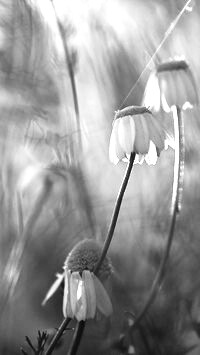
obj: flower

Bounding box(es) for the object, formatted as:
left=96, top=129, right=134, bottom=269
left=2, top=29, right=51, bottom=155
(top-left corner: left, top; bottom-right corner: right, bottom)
left=143, top=58, right=199, bottom=112
left=109, top=105, right=167, bottom=165
left=42, top=239, right=113, bottom=321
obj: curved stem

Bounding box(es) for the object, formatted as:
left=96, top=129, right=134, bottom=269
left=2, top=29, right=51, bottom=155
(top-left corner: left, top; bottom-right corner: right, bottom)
left=131, top=105, right=184, bottom=330
left=67, top=321, right=85, bottom=355
left=67, top=153, right=135, bottom=355
left=44, top=317, right=71, bottom=355
left=94, top=152, right=135, bottom=275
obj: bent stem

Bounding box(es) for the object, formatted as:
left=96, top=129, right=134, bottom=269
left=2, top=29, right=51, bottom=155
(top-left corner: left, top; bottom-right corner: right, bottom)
left=67, top=153, right=135, bottom=355
left=44, top=317, right=71, bottom=355
left=131, top=105, right=184, bottom=331
left=94, top=152, right=136, bottom=275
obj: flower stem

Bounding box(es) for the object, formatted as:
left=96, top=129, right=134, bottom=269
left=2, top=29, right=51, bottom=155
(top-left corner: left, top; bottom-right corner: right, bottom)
left=67, top=321, right=85, bottom=355
left=131, top=105, right=184, bottom=330
left=94, top=152, right=135, bottom=275
left=44, top=317, right=71, bottom=355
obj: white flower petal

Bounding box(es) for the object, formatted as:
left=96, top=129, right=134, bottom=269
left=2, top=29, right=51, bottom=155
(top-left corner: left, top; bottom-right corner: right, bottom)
left=42, top=273, right=64, bottom=306
left=159, top=71, right=176, bottom=111
left=75, top=279, right=87, bottom=321
left=82, top=271, right=96, bottom=319
left=109, top=120, right=125, bottom=164
left=93, top=275, right=113, bottom=317
left=134, top=115, right=150, bottom=154
left=63, top=270, right=73, bottom=318
left=143, top=72, right=161, bottom=112
left=70, top=271, right=81, bottom=317
left=183, top=69, right=199, bottom=106
left=147, top=115, right=165, bottom=151
left=118, top=116, right=134, bottom=154
left=145, top=141, right=158, bottom=165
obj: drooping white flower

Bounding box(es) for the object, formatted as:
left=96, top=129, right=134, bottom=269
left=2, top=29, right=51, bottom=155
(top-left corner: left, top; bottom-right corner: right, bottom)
left=109, top=105, right=168, bottom=165
left=42, top=239, right=113, bottom=321
left=143, top=59, right=199, bottom=112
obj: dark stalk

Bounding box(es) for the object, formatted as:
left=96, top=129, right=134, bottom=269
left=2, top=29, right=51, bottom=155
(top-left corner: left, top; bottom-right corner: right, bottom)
left=44, top=317, right=71, bottom=355
left=131, top=105, right=184, bottom=330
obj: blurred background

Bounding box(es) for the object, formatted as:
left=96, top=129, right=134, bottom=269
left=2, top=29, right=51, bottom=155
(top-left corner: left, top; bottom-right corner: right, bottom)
left=1, top=0, right=200, bottom=354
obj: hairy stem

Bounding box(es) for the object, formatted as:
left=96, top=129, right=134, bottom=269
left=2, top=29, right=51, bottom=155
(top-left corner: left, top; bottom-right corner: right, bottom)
left=95, top=152, right=135, bottom=275
left=131, top=105, right=184, bottom=330
left=44, top=317, right=71, bottom=355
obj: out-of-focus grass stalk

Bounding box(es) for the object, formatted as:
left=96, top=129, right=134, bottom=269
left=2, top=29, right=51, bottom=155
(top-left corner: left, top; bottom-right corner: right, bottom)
left=131, top=105, right=184, bottom=331
left=50, top=0, right=82, bottom=158
left=1, top=178, right=52, bottom=311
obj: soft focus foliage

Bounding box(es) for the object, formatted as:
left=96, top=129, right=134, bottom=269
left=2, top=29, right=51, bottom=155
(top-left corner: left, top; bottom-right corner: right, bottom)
left=1, top=0, right=200, bottom=354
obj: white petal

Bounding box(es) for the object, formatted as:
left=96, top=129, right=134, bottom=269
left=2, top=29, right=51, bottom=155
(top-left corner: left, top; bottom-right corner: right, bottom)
left=75, top=279, right=87, bottom=321
left=147, top=115, right=165, bottom=151
left=93, top=275, right=113, bottom=317
left=159, top=71, right=176, bottom=111
left=70, top=272, right=81, bottom=317
left=183, top=69, right=199, bottom=106
left=134, top=115, right=150, bottom=154
left=118, top=116, right=135, bottom=154
left=63, top=270, right=73, bottom=318
left=143, top=72, right=161, bottom=112
left=134, top=153, right=144, bottom=165
left=82, top=271, right=96, bottom=319
left=145, top=141, right=158, bottom=165
left=109, top=120, right=125, bottom=164
left=42, top=273, right=64, bottom=306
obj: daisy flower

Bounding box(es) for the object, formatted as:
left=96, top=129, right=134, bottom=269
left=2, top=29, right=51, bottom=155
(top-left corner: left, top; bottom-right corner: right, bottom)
left=42, top=239, right=113, bottom=321
left=109, top=105, right=168, bottom=165
left=143, top=58, right=199, bottom=112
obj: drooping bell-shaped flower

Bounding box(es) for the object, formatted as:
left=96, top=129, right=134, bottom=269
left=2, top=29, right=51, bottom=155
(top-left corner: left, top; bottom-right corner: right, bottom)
left=42, top=239, right=113, bottom=321
left=143, top=58, right=199, bottom=112
left=109, top=105, right=168, bottom=165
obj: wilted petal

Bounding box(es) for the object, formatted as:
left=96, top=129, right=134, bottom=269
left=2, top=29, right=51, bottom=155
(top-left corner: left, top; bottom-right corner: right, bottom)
left=82, top=271, right=97, bottom=319
left=63, top=270, right=73, bottom=318
left=70, top=272, right=81, bottom=317
left=134, top=114, right=150, bottom=154
left=145, top=141, right=158, bottom=165
left=109, top=120, right=126, bottom=164
left=118, top=116, right=135, bottom=154
left=93, top=275, right=113, bottom=317
left=42, top=273, right=64, bottom=306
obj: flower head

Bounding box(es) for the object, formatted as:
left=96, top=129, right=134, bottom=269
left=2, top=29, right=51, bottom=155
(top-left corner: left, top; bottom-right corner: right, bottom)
left=42, top=239, right=113, bottom=321
left=109, top=105, right=168, bottom=165
left=143, top=58, right=199, bottom=112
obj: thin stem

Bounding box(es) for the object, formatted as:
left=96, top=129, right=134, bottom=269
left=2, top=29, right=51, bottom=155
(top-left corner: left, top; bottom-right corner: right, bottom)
left=44, top=317, right=71, bottom=355
left=94, top=152, right=135, bottom=275
left=131, top=105, right=184, bottom=330
left=67, top=321, right=85, bottom=355
left=67, top=153, right=135, bottom=355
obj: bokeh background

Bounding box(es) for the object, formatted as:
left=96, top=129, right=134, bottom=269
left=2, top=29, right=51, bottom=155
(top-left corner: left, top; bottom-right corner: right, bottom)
left=1, top=0, right=200, bottom=354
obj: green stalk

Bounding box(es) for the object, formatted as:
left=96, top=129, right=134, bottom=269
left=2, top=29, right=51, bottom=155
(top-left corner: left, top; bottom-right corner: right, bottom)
left=131, top=105, right=184, bottom=330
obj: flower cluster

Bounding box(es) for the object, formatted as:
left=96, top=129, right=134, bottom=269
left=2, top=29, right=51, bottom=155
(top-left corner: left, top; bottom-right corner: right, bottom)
left=109, top=105, right=168, bottom=165
left=143, top=58, right=199, bottom=112
left=43, top=239, right=113, bottom=321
